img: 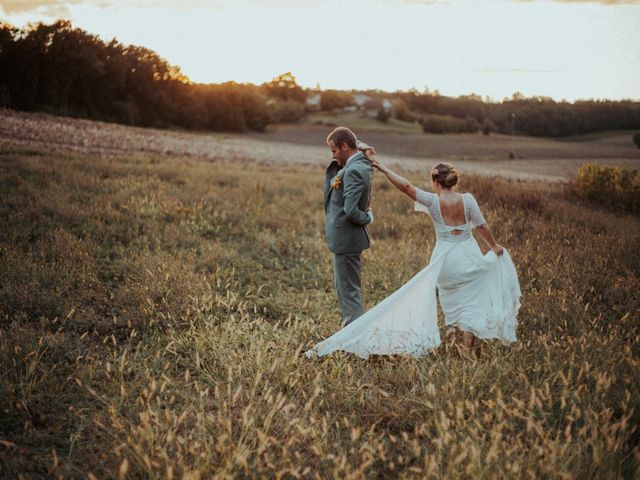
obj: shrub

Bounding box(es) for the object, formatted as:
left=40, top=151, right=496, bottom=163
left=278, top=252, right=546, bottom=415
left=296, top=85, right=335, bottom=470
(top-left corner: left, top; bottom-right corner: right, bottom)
left=482, top=119, right=496, bottom=136
left=376, top=106, right=391, bottom=123
left=269, top=99, right=305, bottom=123
left=0, top=84, right=10, bottom=108
left=575, top=163, right=640, bottom=213
left=393, top=99, right=417, bottom=123
left=633, top=132, right=640, bottom=149
left=420, top=114, right=480, bottom=134
left=320, top=90, right=354, bottom=111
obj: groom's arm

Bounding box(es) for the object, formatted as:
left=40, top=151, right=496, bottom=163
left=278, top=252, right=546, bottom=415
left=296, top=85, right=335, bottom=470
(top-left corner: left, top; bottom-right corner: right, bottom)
left=343, top=168, right=372, bottom=226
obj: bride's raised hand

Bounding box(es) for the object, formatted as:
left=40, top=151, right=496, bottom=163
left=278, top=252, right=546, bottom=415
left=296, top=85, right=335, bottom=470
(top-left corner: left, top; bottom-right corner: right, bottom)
left=357, top=140, right=376, bottom=160
left=370, top=157, right=384, bottom=171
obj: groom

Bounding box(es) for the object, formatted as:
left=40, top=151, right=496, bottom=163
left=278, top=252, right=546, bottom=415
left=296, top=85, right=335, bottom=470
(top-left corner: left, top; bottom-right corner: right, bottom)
left=324, top=127, right=374, bottom=327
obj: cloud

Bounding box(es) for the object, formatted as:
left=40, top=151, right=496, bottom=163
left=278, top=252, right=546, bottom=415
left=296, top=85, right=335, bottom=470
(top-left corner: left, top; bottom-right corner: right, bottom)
left=1, top=0, right=82, bottom=16
left=0, top=0, right=219, bottom=16
left=0, top=0, right=156, bottom=17
left=0, top=0, right=311, bottom=16
left=2, top=0, right=638, bottom=17
left=512, top=0, right=640, bottom=4
left=401, top=0, right=640, bottom=4
left=471, top=68, right=573, bottom=74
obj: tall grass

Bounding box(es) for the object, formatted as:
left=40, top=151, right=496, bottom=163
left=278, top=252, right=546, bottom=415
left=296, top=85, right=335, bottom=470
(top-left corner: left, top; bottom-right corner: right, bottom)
left=1, top=148, right=639, bottom=478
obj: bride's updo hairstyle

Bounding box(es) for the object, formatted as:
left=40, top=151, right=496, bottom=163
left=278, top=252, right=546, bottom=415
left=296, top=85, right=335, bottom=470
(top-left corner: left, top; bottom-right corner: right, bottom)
left=431, top=162, right=459, bottom=189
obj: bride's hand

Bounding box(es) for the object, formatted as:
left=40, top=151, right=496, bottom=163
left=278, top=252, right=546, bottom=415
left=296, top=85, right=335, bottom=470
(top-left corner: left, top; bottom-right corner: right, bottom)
left=357, top=141, right=376, bottom=160
left=492, top=244, right=504, bottom=256
left=370, top=157, right=383, bottom=171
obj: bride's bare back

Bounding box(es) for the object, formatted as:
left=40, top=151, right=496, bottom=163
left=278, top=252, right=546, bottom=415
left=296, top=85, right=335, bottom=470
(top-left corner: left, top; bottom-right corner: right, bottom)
left=438, top=193, right=466, bottom=234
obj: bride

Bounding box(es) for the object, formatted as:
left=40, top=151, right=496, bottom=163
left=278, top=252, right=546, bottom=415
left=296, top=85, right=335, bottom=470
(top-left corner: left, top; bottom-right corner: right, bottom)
left=306, top=159, right=521, bottom=359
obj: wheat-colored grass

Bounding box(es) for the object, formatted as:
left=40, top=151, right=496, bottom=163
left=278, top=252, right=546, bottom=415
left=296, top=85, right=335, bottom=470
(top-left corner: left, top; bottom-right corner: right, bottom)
left=0, top=146, right=638, bottom=478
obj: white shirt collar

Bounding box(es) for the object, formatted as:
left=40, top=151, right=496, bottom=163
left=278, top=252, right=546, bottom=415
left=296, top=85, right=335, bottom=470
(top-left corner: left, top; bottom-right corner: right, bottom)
left=346, top=151, right=360, bottom=166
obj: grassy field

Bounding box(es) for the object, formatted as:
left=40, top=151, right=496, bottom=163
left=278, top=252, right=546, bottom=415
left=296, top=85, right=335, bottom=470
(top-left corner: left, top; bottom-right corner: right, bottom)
left=1, top=146, right=639, bottom=478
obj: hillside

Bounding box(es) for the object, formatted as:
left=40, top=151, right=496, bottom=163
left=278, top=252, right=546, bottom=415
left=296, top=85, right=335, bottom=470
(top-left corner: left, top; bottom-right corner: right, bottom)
left=2, top=109, right=639, bottom=182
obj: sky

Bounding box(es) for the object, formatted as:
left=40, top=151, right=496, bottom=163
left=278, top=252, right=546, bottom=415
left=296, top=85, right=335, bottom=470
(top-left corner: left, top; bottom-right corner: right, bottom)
left=1, top=0, right=639, bottom=101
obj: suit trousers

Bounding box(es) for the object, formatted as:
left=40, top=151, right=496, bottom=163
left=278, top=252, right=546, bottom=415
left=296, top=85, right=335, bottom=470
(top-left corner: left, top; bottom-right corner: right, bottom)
left=333, top=252, right=365, bottom=327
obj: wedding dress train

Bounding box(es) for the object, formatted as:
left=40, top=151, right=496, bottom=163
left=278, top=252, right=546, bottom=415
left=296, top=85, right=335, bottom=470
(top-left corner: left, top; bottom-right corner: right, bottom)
left=306, top=190, right=520, bottom=359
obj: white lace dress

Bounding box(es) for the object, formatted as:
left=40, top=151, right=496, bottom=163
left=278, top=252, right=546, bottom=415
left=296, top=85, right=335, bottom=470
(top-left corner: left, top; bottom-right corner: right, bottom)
left=306, top=190, right=520, bottom=359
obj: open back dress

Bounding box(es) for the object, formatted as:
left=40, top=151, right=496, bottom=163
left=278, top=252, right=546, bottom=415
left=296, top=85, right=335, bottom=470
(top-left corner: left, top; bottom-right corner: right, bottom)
left=306, top=189, right=521, bottom=359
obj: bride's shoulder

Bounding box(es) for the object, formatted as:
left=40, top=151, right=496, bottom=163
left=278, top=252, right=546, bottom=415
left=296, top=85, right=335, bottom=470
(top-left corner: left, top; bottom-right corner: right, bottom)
left=462, top=192, right=483, bottom=210
left=416, top=187, right=436, bottom=197
left=462, top=192, right=477, bottom=201
left=415, top=188, right=437, bottom=206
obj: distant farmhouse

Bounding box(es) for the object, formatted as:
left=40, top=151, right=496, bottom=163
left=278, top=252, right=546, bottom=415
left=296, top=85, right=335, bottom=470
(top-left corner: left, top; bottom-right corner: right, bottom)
left=306, top=91, right=394, bottom=117
left=359, top=97, right=394, bottom=117
left=305, top=93, right=321, bottom=110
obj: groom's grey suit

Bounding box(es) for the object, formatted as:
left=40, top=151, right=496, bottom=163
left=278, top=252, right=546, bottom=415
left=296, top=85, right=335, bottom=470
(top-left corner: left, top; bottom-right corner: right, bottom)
left=324, top=151, right=373, bottom=326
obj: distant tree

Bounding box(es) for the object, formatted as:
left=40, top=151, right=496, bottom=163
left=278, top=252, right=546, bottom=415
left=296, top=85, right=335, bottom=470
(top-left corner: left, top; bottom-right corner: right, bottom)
left=262, top=72, right=306, bottom=103
left=393, top=98, right=415, bottom=122
left=0, top=85, right=9, bottom=108
left=464, top=116, right=480, bottom=133
left=482, top=119, right=496, bottom=136
left=0, top=21, right=271, bottom=132
left=4, top=21, right=640, bottom=137
left=634, top=132, right=640, bottom=149
left=420, top=114, right=479, bottom=134
left=320, top=90, right=353, bottom=111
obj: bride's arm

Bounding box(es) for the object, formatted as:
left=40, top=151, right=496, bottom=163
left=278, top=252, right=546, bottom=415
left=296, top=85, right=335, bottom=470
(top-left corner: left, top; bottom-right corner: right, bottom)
left=370, top=157, right=417, bottom=201
left=475, top=224, right=504, bottom=256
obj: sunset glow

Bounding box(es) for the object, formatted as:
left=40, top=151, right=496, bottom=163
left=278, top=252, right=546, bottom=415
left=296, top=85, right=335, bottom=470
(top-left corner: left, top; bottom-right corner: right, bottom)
left=2, top=0, right=639, bottom=101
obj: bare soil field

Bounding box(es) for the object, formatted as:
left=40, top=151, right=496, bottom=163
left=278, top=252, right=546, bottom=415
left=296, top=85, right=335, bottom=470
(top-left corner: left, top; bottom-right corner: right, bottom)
left=1, top=108, right=638, bottom=181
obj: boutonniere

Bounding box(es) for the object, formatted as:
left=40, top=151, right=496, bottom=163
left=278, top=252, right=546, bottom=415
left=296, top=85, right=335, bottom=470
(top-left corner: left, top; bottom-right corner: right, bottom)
left=331, top=169, right=345, bottom=190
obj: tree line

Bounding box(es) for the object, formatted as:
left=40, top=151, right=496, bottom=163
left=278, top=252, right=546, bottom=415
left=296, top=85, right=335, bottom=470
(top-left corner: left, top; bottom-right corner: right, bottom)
left=394, top=91, right=640, bottom=137
left=0, top=21, right=271, bottom=131
left=1, top=21, right=639, bottom=137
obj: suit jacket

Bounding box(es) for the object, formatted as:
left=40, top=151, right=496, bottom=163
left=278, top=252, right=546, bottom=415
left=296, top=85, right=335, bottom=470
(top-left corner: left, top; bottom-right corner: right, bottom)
left=324, top=152, right=373, bottom=254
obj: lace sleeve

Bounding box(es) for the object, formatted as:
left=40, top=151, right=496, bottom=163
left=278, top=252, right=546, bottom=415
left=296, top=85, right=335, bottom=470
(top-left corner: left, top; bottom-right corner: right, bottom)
left=415, top=188, right=436, bottom=209
left=466, top=193, right=486, bottom=228
left=415, top=188, right=437, bottom=216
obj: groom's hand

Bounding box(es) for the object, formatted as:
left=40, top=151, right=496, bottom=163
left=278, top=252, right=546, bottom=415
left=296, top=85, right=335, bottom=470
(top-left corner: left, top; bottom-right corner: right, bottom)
left=367, top=209, right=374, bottom=224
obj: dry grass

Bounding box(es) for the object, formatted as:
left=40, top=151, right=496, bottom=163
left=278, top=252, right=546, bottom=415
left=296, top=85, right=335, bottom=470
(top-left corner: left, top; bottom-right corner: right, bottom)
left=1, top=145, right=639, bottom=478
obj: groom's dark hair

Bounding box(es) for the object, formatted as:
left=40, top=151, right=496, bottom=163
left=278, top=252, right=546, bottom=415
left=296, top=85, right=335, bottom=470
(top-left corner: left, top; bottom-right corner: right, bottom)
left=326, top=127, right=357, bottom=149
